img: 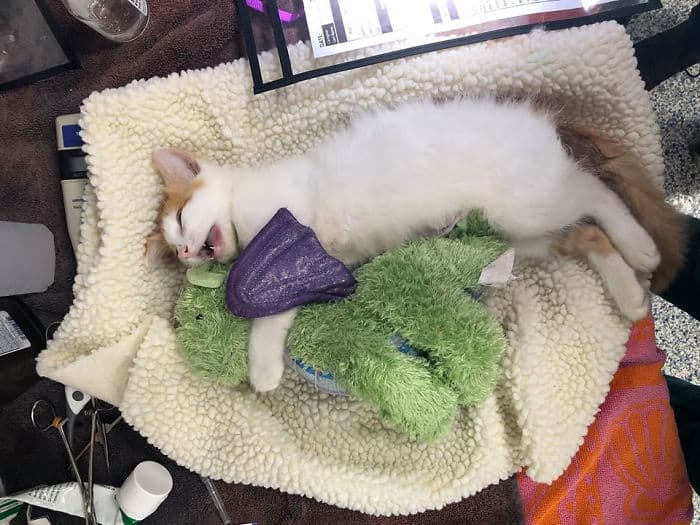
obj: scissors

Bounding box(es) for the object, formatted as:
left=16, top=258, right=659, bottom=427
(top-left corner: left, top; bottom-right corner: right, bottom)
left=69, top=405, right=120, bottom=479
left=30, top=399, right=97, bottom=525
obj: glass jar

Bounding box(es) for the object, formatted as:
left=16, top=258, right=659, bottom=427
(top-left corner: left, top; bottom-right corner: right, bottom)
left=61, top=0, right=148, bottom=42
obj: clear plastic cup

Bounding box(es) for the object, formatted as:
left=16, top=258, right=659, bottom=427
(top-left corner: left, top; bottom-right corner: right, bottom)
left=60, top=0, right=149, bottom=42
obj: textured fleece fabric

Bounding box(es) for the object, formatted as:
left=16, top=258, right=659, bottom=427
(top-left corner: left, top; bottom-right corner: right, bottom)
left=37, top=22, right=662, bottom=515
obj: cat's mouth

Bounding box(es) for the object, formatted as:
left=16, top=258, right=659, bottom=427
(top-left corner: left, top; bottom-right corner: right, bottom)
left=200, top=224, right=223, bottom=259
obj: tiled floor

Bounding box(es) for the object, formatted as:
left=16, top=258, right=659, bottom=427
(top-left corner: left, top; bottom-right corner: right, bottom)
left=627, top=1, right=700, bottom=384
left=627, top=1, right=700, bottom=519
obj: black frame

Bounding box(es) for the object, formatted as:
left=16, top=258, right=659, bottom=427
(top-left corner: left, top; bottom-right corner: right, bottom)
left=238, top=0, right=661, bottom=95
left=0, top=0, right=80, bottom=93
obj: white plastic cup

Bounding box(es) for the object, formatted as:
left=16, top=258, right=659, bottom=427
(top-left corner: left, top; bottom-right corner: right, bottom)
left=116, top=461, right=173, bottom=522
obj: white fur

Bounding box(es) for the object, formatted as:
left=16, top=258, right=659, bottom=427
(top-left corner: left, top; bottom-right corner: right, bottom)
left=163, top=98, right=658, bottom=392
left=588, top=252, right=650, bottom=321
left=246, top=308, right=298, bottom=392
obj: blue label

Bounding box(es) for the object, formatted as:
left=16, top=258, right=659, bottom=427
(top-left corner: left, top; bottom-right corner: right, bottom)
left=62, top=124, right=83, bottom=148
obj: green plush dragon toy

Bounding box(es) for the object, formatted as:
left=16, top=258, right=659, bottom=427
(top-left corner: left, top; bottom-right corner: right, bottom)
left=174, top=212, right=509, bottom=441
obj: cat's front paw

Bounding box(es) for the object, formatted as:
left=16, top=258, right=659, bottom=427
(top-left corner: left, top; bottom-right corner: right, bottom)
left=249, top=358, right=285, bottom=393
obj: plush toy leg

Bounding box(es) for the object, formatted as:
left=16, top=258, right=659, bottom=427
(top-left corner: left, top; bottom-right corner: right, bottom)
left=289, top=302, right=460, bottom=441
left=359, top=239, right=508, bottom=406
left=386, top=284, right=506, bottom=406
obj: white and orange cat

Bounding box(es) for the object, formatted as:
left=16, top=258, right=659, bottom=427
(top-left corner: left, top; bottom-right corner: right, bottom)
left=147, top=98, right=685, bottom=392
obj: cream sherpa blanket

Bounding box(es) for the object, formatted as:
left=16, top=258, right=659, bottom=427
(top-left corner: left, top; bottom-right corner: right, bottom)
left=37, top=22, right=662, bottom=515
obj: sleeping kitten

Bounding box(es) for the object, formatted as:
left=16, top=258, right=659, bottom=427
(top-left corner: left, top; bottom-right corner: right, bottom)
left=149, top=98, right=665, bottom=392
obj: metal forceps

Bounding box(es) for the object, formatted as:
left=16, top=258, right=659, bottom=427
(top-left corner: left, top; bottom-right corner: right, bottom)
left=70, top=406, right=121, bottom=477
left=30, top=399, right=97, bottom=525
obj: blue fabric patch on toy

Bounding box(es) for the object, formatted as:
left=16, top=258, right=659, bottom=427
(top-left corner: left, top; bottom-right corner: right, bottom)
left=226, top=208, right=357, bottom=318
left=286, top=334, right=429, bottom=396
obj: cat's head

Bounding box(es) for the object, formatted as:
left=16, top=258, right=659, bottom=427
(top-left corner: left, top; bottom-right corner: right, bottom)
left=146, top=148, right=238, bottom=267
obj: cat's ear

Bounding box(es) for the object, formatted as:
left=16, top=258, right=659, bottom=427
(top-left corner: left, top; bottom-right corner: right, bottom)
left=144, top=229, right=177, bottom=267
left=152, top=148, right=200, bottom=187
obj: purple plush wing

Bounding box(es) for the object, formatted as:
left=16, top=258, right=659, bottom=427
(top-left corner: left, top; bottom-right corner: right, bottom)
left=226, top=208, right=356, bottom=318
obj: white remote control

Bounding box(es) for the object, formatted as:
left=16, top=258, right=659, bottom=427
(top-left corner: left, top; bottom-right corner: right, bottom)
left=55, top=114, right=88, bottom=253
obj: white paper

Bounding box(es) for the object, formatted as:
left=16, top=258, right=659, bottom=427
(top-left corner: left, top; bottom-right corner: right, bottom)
left=0, top=310, right=31, bottom=357
left=303, top=0, right=617, bottom=57
left=478, top=248, right=515, bottom=287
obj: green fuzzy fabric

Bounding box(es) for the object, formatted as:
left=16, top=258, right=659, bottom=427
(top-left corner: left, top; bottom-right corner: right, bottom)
left=175, top=283, right=249, bottom=386
left=174, top=212, right=508, bottom=441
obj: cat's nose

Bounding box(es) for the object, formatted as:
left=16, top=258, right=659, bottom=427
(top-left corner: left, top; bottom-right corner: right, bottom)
left=178, top=245, right=191, bottom=258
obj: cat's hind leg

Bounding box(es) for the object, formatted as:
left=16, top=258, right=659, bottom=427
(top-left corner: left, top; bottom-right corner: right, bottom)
left=574, top=171, right=660, bottom=274
left=552, top=224, right=649, bottom=321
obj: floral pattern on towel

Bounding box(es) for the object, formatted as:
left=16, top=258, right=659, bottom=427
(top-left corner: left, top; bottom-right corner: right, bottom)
left=518, top=315, right=694, bottom=524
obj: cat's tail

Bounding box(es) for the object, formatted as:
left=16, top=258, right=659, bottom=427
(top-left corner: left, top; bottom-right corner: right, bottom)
left=556, top=122, right=688, bottom=293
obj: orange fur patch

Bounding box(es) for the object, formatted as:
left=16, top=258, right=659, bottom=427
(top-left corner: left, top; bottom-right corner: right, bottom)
left=145, top=178, right=204, bottom=266
left=162, top=178, right=204, bottom=216
left=554, top=224, right=615, bottom=258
